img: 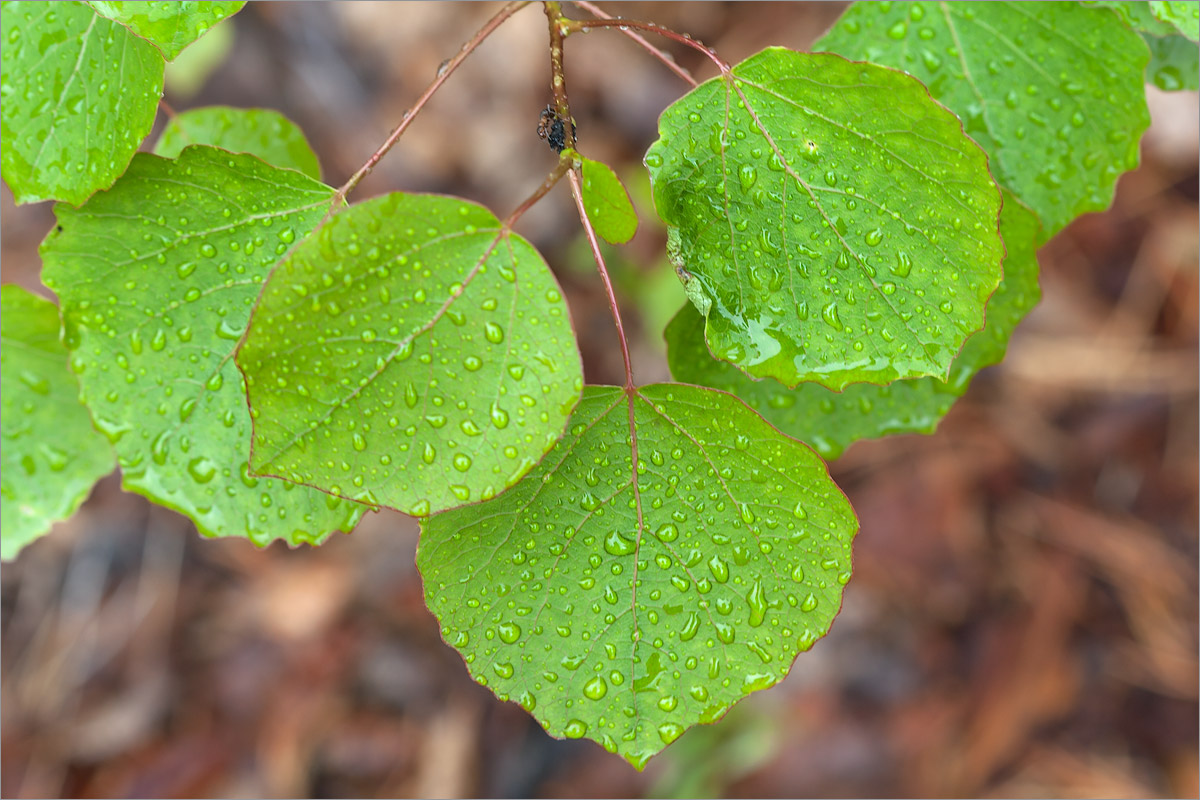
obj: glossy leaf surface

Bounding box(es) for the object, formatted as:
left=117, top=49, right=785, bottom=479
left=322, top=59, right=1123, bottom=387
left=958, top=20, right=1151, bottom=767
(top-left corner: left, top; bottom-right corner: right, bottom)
left=1089, top=0, right=1181, bottom=35
left=41, top=146, right=363, bottom=546
left=644, top=48, right=1004, bottom=391
left=816, top=2, right=1150, bottom=239
left=154, top=106, right=321, bottom=180
left=238, top=192, right=583, bottom=517
left=86, top=1, right=245, bottom=59
left=419, top=383, right=857, bottom=768
left=578, top=156, right=638, bottom=245
left=1151, top=0, right=1200, bottom=40
left=667, top=193, right=1041, bottom=460
left=0, top=1, right=164, bottom=205
left=1, top=286, right=115, bottom=560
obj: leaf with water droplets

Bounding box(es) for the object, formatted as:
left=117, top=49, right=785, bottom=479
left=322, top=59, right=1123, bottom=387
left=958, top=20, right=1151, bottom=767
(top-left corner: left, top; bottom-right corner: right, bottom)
left=1, top=286, right=116, bottom=560
left=666, top=191, right=1041, bottom=459
left=1151, top=1, right=1200, bottom=40
left=86, top=1, right=244, bottom=60
left=1142, top=32, right=1200, bottom=90
left=40, top=146, right=363, bottom=546
left=1089, top=0, right=1182, bottom=36
left=816, top=2, right=1151, bottom=239
left=576, top=154, right=638, bottom=245
left=644, top=47, right=1004, bottom=391
left=418, top=383, right=857, bottom=768
left=0, top=1, right=164, bottom=205
left=237, top=192, right=583, bottom=517
left=154, top=106, right=322, bottom=180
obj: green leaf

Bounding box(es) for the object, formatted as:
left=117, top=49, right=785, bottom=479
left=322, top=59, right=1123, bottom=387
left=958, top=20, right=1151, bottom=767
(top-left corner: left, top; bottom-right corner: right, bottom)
left=237, top=192, right=583, bottom=517
left=40, top=146, right=363, bottom=546
left=0, top=1, right=164, bottom=205
left=86, top=1, right=245, bottom=60
left=578, top=155, right=638, bottom=244
left=1087, top=1, right=1181, bottom=36
left=667, top=192, right=1041, bottom=460
left=154, top=105, right=322, bottom=180
left=418, top=383, right=857, bottom=769
left=815, top=2, right=1151, bottom=240
left=1, top=286, right=115, bottom=560
left=1151, top=0, right=1200, bottom=40
left=1144, top=32, right=1200, bottom=90
left=644, top=47, right=1004, bottom=392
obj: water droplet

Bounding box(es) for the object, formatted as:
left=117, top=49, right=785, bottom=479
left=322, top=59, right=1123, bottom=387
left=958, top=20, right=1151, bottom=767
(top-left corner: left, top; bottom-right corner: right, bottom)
left=484, top=321, right=505, bottom=344
left=498, top=621, right=521, bottom=643
left=583, top=675, right=608, bottom=700
left=707, top=554, right=729, bottom=583
left=604, top=530, right=636, bottom=556
left=746, top=581, right=767, bottom=627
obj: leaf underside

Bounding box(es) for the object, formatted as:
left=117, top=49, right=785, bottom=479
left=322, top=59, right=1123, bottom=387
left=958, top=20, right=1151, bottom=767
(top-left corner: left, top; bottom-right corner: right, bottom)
left=419, top=383, right=858, bottom=769
left=644, top=47, right=1004, bottom=391
left=86, top=0, right=245, bottom=60
left=666, top=191, right=1042, bottom=460
left=40, top=146, right=363, bottom=546
left=237, top=192, right=583, bottom=517
left=0, top=1, right=164, bottom=205
left=816, top=1, right=1151, bottom=240
left=1, top=286, right=116, bottom=560
left=153, top=105, right=323, bottom=180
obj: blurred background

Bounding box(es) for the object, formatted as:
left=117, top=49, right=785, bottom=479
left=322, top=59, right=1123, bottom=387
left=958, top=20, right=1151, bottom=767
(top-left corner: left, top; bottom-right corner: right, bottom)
left=1, top=3, right=1197, bottom=797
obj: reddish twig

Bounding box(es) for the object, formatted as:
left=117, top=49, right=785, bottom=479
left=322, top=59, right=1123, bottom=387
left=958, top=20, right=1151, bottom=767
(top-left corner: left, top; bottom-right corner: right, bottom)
left=332, top=0, right=531, bottom=207
left=503, top=157, right=571, bottom=230
left=569, top=16, right=730, bottom=73
left=569, top=0, right=698, bottom=87
left=568, top=167, right=633, bottom=388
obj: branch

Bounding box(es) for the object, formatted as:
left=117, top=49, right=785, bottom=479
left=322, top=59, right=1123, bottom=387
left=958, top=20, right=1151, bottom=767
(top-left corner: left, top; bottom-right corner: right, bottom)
left=570, top=17, right=730, bottom=73
left=569, top=1, right=698, bottom=87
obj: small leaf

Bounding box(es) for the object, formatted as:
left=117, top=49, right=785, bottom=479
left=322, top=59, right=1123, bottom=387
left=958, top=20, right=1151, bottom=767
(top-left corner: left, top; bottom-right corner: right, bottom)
left=1151, top=0, right=1200, bottom=40
left=0, top=1, right=164, bottom=205
left=645, top=47, right=1003, bottom=391
left=419, top=383, right=857, bottom=769
left=154, top=105, right=322, bottom=180
left=40, top=146, right=363, bottom=546
left=667, top=192, right=1041, bottom=460
left=578, top=155, right=638, bottom=244
left=1144, top=32, right=1200, bottom=91
left=86, top=0, right=245, bottom=60
left=237, top=192, right=583, bottom=517
left=816, top=2, right=1151, bottom=239
left=1, top=286, right=116, bottom=560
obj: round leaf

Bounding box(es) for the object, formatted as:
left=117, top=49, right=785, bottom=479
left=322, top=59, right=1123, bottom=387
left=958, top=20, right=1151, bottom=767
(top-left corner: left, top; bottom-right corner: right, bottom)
left=40, top=146, right=363, bottom=546
left=667, top=193, right=1042, bottom=459
left=816, top=2, right=1151, bottom=240
left=154, top=105, right=322, bottom=180
left=86, top=1, right=245, bottom=60
left=1, top=286, right=115, bottom=560
left=419, top=383, right=858, bottom=769
left=644, top=47, right=1004, bottom=391
left=1, top=1, right=164, bottom=205
left=237, top=192, right=583, bottom=517
left=578, top=155, right=638, bottom=245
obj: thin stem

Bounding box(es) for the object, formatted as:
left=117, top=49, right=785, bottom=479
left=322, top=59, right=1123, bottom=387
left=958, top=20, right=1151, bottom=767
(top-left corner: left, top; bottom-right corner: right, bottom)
left=570, top=17, right=730, bottom=73
left=503, top=157, right=571, bottom=229
left=333, top=0, right=530, bottom=206
left=158, top=97, right=180, bottom=122
left=569, top=0, right=697, bottom=87
left=568, top=167, right=633, bottom=388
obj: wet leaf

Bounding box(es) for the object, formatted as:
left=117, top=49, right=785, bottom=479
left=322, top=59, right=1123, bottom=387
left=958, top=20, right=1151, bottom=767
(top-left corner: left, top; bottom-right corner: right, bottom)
left=237, top=192, right=583, bottom=517
left=578, top=155, right=638, bottom=244
left=40, top=146, right=363, bottom=546
left=419, top=383, right=857, bottom=769
left=1, top=286, right=115, bottom=560
left=86, top=0, right=244, bottom=60
left=1151, top=0, right=1200, bottom=40
left=0, top=1, right=164, bottom=205
left=154, top=105, right=322, bottom=180
left=1143, top=32, right=1200, bottom=90
left=1088, top=0, right=1181, bottom=36
left=816, top=2, right=1151, bottom=239
left=644, top=47, right=1004, bottom=391
left=666, top=192, right=1041, bottom=460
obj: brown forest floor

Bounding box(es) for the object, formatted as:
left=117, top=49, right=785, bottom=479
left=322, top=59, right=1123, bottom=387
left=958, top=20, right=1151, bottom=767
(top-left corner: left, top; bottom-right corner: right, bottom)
left=2, top=3, right=1197, bottom=797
